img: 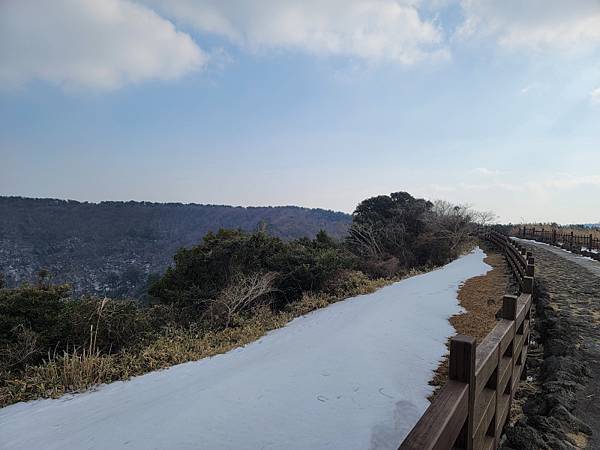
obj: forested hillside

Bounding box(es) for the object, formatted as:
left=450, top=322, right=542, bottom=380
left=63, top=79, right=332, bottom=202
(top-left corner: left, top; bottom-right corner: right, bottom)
left=0, top=197, right=351, bottom=298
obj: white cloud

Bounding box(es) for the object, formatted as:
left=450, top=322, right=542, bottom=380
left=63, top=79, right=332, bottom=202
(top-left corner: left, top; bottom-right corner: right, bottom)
left=520, top=85, right=533, bottom=94
left=0, top=0, right=206, bottom=90
left=519, top=83, right=543, bottom=95
left=539, top=173, right=600, bottom=189
left=142, top=0, right=449, bottom=65
left=424, top=171, right=600, bottom=222
left=472, top=167, right=502, bottom=176
left=433, top=173, right=600, bottom=195
left=591, top=87, right=600, bottom=105
left=457, top=0, right=600, bottom=53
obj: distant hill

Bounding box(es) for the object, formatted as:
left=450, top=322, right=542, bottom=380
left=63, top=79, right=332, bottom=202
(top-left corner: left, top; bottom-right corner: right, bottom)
left=0, top=197, right=351, bottom=298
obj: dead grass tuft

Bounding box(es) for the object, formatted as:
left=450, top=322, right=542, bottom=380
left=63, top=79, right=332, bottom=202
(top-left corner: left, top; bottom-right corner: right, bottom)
left=567, top=432, right=589, bottom=448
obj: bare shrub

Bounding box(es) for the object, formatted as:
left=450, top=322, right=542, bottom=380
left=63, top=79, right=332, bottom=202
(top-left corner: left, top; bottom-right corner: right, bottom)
left=346, top=221, right=384, bottom=259
left=323, top=269, right=373, bottom=297
left=205, top=272, right=278, bottom=329
left=0, top=325, right=38, bottom=371
left=425, top=200, right=475, bottom=254
left=363, top=256, right=400, bottom=279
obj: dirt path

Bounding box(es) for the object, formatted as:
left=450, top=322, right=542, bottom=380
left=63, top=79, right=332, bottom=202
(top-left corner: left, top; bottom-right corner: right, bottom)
left=508, top=239, right=600, bottom=450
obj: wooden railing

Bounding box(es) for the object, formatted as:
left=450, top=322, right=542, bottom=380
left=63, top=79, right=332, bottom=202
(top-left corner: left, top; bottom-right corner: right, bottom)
left=399, top=231, right=534, bottom=450
left=520, top=226, right=600, bottom=254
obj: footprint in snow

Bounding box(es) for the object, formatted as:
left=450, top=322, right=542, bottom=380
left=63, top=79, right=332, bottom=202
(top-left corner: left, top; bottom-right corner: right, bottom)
left=317, top=395, right=329, bottom=402
left=378, top=388, right=394, bottom=399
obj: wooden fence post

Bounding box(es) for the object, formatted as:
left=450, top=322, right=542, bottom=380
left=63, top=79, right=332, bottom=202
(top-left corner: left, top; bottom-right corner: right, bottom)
left=590, top=234, right=593, bottom=252
left=526, top=262, right=534, bottom=277
left=523, top=276, right=534, bottom=294
left=502, top=295, right=517, bottom=321
left=449, top=335, right=476, bottom=450
left=552, top=229, right=557, bottom=244
left=570, top=231, right=574, bottom=250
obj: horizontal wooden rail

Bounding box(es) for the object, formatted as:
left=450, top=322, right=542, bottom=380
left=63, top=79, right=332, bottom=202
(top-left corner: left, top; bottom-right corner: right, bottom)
left=400, top=336, right=473, bottom=450
left=400, top=231, right=533, bottom=450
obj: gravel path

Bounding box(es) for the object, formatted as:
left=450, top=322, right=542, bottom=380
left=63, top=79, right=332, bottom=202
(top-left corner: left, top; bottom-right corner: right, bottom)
left=515, top=239, right=600, bottom=278
left=509, top=239, right=600, bottom=450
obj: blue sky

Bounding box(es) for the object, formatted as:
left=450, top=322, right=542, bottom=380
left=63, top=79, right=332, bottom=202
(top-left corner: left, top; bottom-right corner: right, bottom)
left=1, top=0, right=600, bottom=223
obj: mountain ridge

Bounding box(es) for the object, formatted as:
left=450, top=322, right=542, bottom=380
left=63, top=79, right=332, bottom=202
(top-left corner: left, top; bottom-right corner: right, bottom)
left=0, top=196, right=351, bottom=298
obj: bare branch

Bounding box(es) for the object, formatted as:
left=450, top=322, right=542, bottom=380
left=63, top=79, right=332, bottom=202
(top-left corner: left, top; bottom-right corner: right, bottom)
left=206, top=272, right=278, bottom=328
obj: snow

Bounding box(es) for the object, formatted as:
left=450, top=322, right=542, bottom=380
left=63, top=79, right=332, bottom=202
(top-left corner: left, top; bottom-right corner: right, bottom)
left=513, top=238, right=600, bottom=278
left=512, top=237, right=599, bottom=262
left=0, top=248, right=491, bottom=450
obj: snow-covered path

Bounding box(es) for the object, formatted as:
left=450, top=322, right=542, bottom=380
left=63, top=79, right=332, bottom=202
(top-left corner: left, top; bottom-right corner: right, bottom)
left=0, top=248, right=491, bottom=450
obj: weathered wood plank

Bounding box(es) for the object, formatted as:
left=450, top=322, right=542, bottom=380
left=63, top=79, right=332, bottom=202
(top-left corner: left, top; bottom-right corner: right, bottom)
left=473, top=387, right=496, bottom=446
left=399, top=382, right=469, bottom=450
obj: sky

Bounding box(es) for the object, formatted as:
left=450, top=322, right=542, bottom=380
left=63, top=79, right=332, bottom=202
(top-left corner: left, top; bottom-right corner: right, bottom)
left=1, top=0, right=600, bottom=224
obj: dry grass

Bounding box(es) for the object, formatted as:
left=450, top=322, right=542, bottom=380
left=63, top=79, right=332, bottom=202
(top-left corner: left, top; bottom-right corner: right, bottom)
left=567, top=432, right=589, bottom=449
left=429, top=243, right=511, bottom=395
left=0, top=274, right=393, bottom=407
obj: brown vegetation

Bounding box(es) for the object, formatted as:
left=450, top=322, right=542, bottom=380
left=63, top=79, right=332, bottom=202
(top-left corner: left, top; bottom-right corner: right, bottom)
left=429, top=242, right=511, bottom=392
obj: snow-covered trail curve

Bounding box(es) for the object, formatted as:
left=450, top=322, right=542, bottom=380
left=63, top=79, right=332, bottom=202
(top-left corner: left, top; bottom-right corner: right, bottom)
left=0, top=248, right=491, bottom=450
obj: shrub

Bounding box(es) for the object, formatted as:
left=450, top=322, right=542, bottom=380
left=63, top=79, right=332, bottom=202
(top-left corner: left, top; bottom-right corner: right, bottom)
left=0, top=284, right=70, bottom=369
left=346, top=191, right=478, bottom=275
left=203, top=272, right=277, bottom=329
left=149, top=229, right=355, bottom=310
left=362, top=256, right=400, bottom=279
left=0, top=285, right=155, bottom=372
left=60, top=297, right=150, bottom=353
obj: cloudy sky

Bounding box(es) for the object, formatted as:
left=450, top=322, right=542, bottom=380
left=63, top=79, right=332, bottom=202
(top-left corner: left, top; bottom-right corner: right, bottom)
left=1, top=0, right=600, bottom=223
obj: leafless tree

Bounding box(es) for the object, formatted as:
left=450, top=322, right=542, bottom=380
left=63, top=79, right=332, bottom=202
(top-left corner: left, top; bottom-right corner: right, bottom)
left=382, top=222, right=411, bottom=266
left=206, top=272, right=278, bottom=329
left=473, top=210, right=498, bottom=226
left=426, top=200, right=475, bottom=252
left=346, top=221, right=384, bottom=259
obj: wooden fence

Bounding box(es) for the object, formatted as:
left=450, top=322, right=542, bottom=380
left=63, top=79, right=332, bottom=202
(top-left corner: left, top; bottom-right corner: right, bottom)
left=399, top=231, right=534, bottom=450
left=520, top=226, right=600, bottom=255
